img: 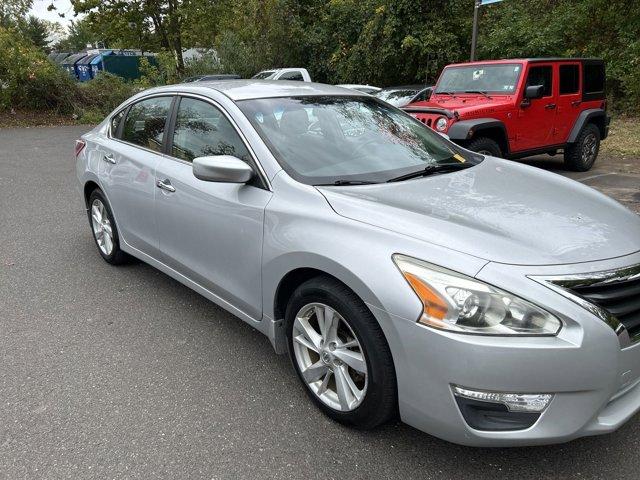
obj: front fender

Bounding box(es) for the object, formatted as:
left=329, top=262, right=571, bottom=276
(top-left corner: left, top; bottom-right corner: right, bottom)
left=447, top=118, right=506, bottom=142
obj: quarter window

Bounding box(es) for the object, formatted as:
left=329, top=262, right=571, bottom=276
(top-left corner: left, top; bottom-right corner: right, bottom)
left=171, top=97, right=251, bottom=163
left=110, top=109, right=126, bottom=138
left=121, top=97, right=173, bottom=152
left=584, top=64, right=605, bottom=93
left=559, top=65, right=580, bottom=95
left=526, top=66, right=553, bottom=97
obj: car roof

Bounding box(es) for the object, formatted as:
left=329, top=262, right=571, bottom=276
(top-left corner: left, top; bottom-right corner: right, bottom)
left=147, top=80, right=361, bottom=101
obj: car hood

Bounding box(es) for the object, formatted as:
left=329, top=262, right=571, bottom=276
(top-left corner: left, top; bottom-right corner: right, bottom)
left=317, top=158, right=640, bottom=266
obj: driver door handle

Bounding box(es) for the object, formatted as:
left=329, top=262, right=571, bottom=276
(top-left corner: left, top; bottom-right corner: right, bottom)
left=103, top=153, right=116, bottom=164
left=156, top=179, right=176, bottom=193
left=545, top=103, right=557, bottom=110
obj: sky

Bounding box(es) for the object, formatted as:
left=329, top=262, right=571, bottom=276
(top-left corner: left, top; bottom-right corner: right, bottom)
left=29, top=0, right=76, bottom=27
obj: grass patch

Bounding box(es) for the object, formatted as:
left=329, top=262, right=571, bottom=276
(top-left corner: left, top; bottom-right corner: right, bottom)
left=0, top=110, right=80, bottom=128
left=601, top=116, right=640, bottom=158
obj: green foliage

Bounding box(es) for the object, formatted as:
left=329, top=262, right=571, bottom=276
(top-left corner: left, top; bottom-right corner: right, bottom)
left=478, top=0, right=640, bottom=112
left=0, top=26, right=76, bottom=112
left=77, top=72, right=137, bottom=113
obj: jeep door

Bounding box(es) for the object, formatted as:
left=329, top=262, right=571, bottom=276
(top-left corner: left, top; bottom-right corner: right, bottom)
left=154, top=95, right=272, bottom=320
left=514, top=63, right=556, bottom=151
left=554, top=62, right=582, bottom=142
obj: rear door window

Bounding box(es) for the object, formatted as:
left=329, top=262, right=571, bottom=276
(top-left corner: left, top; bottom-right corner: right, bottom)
left=559, top=65, right=580, bottom=95
left=121, top=96, right=173, bottom=152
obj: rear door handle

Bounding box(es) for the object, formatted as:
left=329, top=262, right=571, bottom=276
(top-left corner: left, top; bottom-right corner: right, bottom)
left=571, top=100, right=581, bottom=107
left=103, top=153, right=116, bottom=164
left=156, top=179, right=176, bottom=193
left=545, top=103, right=557, bottom=110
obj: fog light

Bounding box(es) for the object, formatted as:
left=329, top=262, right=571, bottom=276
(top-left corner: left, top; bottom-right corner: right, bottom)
left=453, top=385, right=552, bottom=412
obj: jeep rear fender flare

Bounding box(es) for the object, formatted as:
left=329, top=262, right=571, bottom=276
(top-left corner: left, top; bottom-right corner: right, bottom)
left=567, top=109, right=608, bottom=143
left=447, top=118, right=509, bottom=152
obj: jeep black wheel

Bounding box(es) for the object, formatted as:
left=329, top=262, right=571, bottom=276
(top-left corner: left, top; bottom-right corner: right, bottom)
left=466, top=137, right=502, bottom=157
left=564, top=123, right=600, bottom=172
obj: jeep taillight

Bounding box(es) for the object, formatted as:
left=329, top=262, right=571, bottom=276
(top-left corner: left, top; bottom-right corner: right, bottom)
left=75, top=139, right=86, bottom=157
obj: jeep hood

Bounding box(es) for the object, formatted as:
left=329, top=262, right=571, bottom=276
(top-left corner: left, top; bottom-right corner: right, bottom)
left=410, top=96, right=514, bottom=116
left=317, top=158, right=640, bottom=266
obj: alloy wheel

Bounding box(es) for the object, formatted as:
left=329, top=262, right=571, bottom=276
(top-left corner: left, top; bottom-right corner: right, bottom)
left=91, top=199, right=114, bottom=256
left=581, top=133, right=598, bottom=165
left=292, top=302, right=368, bottom=411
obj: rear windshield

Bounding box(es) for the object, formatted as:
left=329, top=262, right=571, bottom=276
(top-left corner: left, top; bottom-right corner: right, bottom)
left=252, top=70, right=276, bottom=79
left=436, top=64, right=522, bottom=94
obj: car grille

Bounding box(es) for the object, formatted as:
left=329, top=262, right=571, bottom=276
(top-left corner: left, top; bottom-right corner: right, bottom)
left=568, top=275, right=640, bottom=339
left=539, top=264, right=640, bottom=348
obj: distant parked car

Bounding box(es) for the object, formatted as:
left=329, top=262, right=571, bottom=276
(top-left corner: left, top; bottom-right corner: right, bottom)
left=252, top=68, right=311, bottom=82
left=337, top=84, right=382, bottom=94
left=404, top=58, right=610, bottom=171
left=182, top=74, right=242, bottom=83
left=375, top=85, right=433, bottom=107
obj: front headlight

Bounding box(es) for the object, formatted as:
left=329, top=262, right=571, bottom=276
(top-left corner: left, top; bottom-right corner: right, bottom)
left=393, top=255, right=562, bottom=335
left=435, top=116, right=448, bottom=132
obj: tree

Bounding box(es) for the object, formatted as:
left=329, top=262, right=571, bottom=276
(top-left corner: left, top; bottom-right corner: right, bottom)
left=72, top=0, right=190, bottom=73
left=17, top=15, right=56, bottom=51
left=0, top=0, right=32, bottom=27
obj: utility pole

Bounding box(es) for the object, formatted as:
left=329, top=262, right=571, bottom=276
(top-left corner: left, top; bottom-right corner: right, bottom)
left=470, top=0, right=481, bottom=61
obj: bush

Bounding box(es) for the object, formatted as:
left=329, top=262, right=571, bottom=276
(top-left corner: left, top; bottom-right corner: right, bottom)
left=77, top=72, right=137, bottom=113
left=0, top=26, right=78, bottom=113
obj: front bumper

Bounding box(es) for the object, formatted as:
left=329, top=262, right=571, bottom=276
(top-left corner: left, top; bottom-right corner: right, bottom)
left=371, top=251, right=640, bottom=446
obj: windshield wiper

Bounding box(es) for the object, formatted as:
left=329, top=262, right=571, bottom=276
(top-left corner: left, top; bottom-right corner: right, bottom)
left=434, top=91, right=455, bottom=96
left=386, top=162, right=473, bottom=183
left=317, top=180, right=379, bottom=186
left=464, top=90, right=492, bottom=99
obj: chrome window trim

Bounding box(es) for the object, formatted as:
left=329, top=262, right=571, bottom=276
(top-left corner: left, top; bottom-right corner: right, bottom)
left=529, top=263, right=640, bottom=349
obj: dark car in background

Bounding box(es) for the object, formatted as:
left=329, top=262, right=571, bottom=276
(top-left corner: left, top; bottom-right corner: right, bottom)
left=375, top=85, right=433, bottom=107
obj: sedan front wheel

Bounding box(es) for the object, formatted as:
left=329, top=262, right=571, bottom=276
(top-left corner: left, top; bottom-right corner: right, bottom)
left=286, top=276, right=397, bottom=429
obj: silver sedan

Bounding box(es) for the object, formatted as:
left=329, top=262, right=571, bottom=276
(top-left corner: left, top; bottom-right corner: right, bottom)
left=76, top=80, right=640, bottom=446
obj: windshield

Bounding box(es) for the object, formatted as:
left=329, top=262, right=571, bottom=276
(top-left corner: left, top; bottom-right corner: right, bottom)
left=436, top=64, right=522, bottom=94
left=375, top=88, right=419, bottom=107
left=252, top=70, right=276, bottom=79
left=238, top=96, right=478, bottom=185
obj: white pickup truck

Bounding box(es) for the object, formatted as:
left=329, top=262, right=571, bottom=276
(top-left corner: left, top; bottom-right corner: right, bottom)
left=252, top=68, right=312, bottom=82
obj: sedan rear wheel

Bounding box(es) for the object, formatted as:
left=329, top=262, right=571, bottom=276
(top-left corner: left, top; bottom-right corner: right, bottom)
left=87, top=189, right=131, bottom=265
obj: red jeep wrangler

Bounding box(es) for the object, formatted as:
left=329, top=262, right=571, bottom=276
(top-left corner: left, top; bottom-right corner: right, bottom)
left=405, top=58, right=610, bottom=171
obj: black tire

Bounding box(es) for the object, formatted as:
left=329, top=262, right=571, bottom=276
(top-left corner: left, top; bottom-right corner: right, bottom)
left=285, top=275, right=397, bottom=429
left=466, top=136, right=502, bottom=157
left=87, top=189, right=131, bottom=265
left=564, top=123, right=600, bottom=171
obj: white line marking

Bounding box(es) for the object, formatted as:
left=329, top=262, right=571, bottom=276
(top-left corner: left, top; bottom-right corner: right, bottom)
left=575, top=172, right=617, bottom=182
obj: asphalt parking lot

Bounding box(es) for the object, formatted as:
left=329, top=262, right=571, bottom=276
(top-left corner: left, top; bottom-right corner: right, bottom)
left=1, top=125, right=639, bottom=479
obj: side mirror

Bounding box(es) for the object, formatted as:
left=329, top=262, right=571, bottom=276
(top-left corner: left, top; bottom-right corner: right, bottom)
left=524, top=85, right=544, bottom=100
left=193, top=155, right=253, bottom=183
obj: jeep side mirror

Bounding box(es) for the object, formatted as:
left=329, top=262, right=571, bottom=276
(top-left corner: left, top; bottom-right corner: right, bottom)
left=524, top=85, right=544, bottom=100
